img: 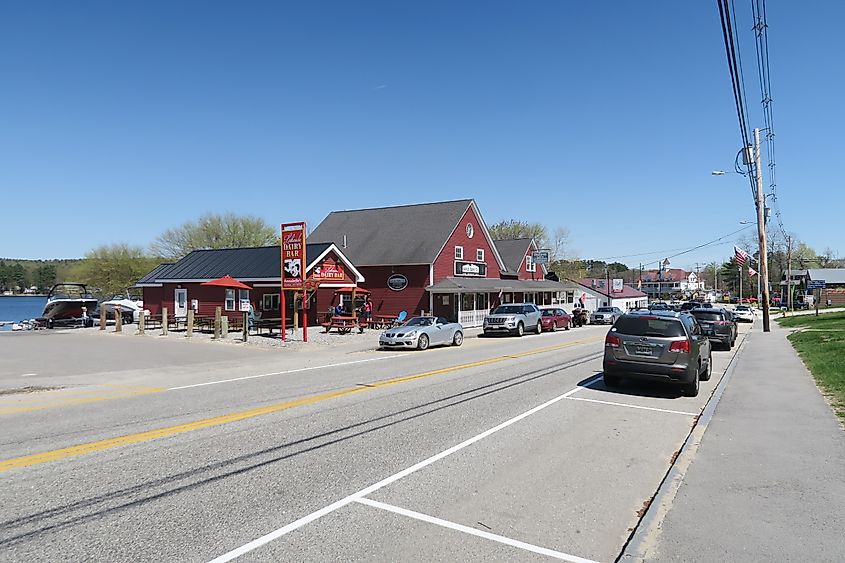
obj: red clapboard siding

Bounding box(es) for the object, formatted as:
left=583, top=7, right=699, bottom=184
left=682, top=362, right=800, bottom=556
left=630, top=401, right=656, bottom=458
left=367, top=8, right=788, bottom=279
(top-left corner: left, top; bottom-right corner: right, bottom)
left=361, top=265, right=431, bottom=317
left=432, top=206, right=501, bottom=283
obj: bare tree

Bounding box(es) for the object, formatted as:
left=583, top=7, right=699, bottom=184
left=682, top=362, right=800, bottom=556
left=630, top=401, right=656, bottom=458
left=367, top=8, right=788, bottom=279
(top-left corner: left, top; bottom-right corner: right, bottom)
left=151, top=213, right=278, bottom=259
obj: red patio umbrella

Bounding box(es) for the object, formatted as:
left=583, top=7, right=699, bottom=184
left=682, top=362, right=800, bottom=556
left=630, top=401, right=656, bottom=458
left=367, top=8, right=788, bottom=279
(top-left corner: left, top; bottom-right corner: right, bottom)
left=200, top=275, right=252, bottom=290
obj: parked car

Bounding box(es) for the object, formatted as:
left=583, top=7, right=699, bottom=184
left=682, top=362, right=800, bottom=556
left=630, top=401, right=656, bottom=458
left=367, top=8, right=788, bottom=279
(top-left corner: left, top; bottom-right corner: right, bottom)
left=539, top=307, right=571, bottom=332
left=680, top=302, right=700, bottom=312
left=689, top=308, right=736, bottom=350
left=602, top=311, right=712, bottom=397
left=590, top=306, right=623, bottom=325
left=733, top=305, right=755, bottom=323
left=379, top=316, right=463, bottom=350
left=483, top=303, right=542, bottom=336
left=648, top=302, right=669, bottom=311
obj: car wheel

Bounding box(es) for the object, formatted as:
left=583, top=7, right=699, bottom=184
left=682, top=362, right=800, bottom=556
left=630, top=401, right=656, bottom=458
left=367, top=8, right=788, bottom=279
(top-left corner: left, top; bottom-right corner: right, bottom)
left=516, top=322, right=524, bottom=337
left=565, top=322, right=570, bottom=330
left=535, top=321, right=542, bottom=334
left=452, top=331, right=463, bottom=346
left=550, top=322, right=556, bottom=332
left=684, top=369, right=700, bottom=397
left=701, top=355, right=713, bottom=381
left=603, top=373, right=621, bottom=387
left=417, top=334, right=429, bottom=351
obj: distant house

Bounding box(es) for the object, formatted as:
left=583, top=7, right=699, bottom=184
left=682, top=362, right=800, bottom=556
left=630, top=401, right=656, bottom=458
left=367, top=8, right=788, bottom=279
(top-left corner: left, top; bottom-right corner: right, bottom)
left=638, top=269, right=705, bottom=299
left=136, top=244, right=363, bottom=326
left=804, top=268, right=845, bottom=306
left=574, top=278, right=648, bottom=311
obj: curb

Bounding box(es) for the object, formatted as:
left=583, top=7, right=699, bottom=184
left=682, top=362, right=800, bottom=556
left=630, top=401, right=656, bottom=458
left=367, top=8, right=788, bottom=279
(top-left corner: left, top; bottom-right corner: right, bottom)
left=617, top=328, right=752, bottom=562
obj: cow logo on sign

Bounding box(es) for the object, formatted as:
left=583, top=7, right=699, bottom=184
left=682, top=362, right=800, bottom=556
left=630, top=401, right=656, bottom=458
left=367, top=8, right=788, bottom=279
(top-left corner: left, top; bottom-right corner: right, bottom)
left=284, top=258, right=301, bottom=279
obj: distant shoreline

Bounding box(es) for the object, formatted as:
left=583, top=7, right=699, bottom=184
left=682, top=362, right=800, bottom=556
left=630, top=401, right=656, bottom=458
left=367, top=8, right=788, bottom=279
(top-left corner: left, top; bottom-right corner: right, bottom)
left=0, top=294, right=48, bottom=297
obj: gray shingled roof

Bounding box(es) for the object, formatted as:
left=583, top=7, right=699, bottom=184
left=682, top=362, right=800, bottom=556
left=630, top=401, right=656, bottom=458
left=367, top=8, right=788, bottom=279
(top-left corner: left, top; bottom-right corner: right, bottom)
left=138, top=243, right=333, bottom=282
left=807, top=268, right=845, bottom=284
left=309, top=200, right=473, bottom=265
left=427, top=277, right=569, bottom=292
left=494, top=238, right=533, bottom=273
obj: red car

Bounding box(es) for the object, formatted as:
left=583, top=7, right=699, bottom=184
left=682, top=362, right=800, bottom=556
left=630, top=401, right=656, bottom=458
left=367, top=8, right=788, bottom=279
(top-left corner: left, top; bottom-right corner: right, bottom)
left=539, top=307, right=571, bottom=332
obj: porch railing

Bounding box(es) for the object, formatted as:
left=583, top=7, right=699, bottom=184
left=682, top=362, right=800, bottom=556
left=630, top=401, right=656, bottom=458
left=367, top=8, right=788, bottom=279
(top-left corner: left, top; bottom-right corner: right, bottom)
left=458, top=309, right=488, bottom=327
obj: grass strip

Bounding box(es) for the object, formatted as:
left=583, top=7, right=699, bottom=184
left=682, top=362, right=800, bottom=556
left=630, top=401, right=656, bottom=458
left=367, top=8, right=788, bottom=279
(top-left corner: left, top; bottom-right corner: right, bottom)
left=780, top=312, right=845, bottom=419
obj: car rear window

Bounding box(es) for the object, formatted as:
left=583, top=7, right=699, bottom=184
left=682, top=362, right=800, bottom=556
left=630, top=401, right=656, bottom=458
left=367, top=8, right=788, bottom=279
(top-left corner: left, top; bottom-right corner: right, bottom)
left=541, top=310, right=556, bottom=316
left=614, top=316, right=686, bottom=337
left=691, top=311, right=723, bottom=321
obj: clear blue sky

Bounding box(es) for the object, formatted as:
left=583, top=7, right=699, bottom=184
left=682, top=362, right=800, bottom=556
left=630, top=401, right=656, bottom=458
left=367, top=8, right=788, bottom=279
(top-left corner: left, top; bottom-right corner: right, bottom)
left=2, top=1, right=842, bottom=271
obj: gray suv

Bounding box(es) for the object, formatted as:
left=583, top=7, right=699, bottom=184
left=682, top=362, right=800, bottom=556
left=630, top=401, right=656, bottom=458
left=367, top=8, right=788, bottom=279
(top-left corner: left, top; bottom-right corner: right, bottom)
left=590, top=306, right=623, bottom=325
left=483, top=303, right=542, bottom=337
left=602, top=311, right=712, bottom=397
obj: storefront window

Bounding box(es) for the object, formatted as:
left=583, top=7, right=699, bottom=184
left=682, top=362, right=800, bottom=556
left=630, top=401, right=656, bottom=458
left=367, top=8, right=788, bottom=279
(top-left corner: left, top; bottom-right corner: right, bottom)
left=476, top=293, right=489, bottom=311
left=225, top=289, right=235, bottom=311
left=566, top=291, right=574, bottom=304
left=461, top=293, right=475, bottom=311
left=525, top=292, right=536, bottom=303
left=262, top=293, right=280, bottom=311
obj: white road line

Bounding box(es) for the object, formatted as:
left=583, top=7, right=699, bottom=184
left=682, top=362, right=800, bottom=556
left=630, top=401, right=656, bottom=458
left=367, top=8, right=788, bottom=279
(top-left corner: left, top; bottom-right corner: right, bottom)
left=206, top=374, right=603, bottom=563
left=565, top=396, right=698, bottom=417
left=169, top=355, right=403, bottom=390
left=355, top=497, right=599, bottom=563
left=20, top=373, right=38, bottom=377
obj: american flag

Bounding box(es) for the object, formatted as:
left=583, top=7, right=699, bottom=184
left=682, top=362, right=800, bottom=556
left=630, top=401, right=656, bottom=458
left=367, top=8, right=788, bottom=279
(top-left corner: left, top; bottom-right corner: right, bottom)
left=734, top=245, right=750, bottom=266
left=748, top=267, right=758, bottom=277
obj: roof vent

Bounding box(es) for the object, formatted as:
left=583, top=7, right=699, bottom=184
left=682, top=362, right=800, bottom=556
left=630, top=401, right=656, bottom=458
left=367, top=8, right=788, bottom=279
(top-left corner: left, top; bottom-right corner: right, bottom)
left=342, top=235, right=347, bottom=248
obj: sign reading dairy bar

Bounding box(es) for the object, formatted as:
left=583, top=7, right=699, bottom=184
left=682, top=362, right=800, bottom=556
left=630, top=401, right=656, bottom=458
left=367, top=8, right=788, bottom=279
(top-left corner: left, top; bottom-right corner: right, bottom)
left=454, top=261, right=486, bottom=277
left=281, top=223, right=306, bottom=290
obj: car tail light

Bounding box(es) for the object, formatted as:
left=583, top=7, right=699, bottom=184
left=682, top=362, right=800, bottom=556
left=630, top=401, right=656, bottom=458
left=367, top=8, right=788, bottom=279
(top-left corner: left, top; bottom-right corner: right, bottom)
left=669, top=340, right=691, bottom=353
left=605, top=334, right=621, bottom=348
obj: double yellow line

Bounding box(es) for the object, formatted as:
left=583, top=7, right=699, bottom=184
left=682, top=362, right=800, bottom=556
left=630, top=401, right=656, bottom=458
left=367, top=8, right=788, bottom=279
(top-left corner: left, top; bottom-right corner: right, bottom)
left=0, top=336, right=602, bottom=473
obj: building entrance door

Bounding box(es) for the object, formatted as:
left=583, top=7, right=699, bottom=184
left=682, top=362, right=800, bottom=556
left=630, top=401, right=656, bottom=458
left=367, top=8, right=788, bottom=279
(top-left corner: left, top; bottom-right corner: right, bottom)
left=174, top=289, right=188, bottom=317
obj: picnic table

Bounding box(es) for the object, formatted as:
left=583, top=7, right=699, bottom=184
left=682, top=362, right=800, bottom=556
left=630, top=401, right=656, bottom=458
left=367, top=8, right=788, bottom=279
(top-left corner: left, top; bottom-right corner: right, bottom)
left=369, top=314, right=399, bottom=329
left=321, top=315, right=368, bottom=334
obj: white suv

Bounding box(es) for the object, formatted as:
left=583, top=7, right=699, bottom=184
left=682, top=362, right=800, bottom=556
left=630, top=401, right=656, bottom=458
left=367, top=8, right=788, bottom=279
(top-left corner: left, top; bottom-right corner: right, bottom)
left=483, top=303, right=542, bottom=337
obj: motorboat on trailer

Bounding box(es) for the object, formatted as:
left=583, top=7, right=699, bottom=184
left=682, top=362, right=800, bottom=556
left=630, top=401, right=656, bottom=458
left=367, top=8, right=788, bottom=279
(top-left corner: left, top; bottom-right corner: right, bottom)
left=41, top=283, right=98, bottom=328
left=100, top=293, right=144, bottom=323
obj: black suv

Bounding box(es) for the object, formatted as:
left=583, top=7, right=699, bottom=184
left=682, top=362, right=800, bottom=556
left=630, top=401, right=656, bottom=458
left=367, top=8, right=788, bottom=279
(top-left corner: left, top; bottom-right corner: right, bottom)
left=603, top=311, right=712, bottom=397
left=689, top=308, right=737, bottom=350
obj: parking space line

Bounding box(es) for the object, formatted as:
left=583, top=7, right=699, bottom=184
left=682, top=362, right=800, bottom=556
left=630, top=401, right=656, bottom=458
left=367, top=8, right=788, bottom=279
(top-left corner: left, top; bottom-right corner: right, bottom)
left=355, top=497, right=598, bottom=563
left=564, top=396, right=699, bottom=417
left=206, top=374, right=602, bottom=563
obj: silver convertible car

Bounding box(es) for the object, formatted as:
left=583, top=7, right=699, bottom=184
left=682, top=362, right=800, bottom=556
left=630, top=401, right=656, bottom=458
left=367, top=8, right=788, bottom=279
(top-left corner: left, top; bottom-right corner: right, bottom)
left=378, top=316, right=464, bottom=351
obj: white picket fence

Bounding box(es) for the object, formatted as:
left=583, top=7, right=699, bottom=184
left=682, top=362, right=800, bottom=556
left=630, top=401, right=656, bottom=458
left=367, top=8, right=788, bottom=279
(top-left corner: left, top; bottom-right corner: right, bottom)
left=458, top=309, right=488, bottom=327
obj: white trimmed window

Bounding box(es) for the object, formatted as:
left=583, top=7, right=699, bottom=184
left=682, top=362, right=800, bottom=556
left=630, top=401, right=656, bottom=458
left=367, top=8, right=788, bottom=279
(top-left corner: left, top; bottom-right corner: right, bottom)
left=526, top=254, right=536, bottom=272
left=262, top=293, right=280, bottom=310
left=476, top=248, right=484, bottom=262
left=455, top=246, right=464, bottom=260
left=225, top=289, right=235, bottom=311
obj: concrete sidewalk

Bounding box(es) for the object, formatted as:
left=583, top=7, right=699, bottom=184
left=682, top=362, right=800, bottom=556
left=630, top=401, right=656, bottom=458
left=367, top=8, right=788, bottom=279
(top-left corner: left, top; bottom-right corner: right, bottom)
left=631, top=322, right=845, bottom=562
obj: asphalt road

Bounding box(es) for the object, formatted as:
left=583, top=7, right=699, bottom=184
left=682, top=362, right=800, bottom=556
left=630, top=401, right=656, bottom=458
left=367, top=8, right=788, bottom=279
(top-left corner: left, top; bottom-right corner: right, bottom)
left=0, top=322, right=751, bottom=562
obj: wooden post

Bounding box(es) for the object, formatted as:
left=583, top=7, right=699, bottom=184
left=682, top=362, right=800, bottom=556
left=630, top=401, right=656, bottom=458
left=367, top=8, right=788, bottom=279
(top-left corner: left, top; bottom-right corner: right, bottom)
left=138, top=311, right=145, bottom=335
left=242, top=311, right=248, bottom=342
left=162, top=307, right=169, bottom=336
left=214, top=306, right=222, bottom=339
left=186, top=309, right=194, bottom=337
left=115, top=306, right=122, bottom=333
left=221, top=315, right=228, bottom=338
left=100, top=306, right=107, bottom=330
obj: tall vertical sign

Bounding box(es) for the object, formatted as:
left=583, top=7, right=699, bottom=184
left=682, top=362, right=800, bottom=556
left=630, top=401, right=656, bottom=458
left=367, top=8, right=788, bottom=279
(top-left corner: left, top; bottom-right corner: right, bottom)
left=281, top=222, right=307, bottom=342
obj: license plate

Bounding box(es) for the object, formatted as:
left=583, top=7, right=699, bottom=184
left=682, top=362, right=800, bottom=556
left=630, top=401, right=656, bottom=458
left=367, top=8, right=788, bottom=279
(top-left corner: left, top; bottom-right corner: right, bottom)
left=635, top=345, right=651, bottom=355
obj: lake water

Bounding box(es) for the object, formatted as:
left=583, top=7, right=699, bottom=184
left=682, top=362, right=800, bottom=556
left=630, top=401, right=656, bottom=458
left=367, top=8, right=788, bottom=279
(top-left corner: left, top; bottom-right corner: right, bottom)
left=0, top=296, right=48, bottom=330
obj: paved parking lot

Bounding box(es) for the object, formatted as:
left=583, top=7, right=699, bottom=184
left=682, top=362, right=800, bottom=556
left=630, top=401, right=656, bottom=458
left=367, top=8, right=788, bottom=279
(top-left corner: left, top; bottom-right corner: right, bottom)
left=1, top=321, right=751, bottom=562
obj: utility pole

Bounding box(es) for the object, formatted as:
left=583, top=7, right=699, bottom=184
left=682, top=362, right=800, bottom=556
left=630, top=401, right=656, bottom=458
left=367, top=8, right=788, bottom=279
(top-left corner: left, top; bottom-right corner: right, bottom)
left=755, top=127, right=771, bottom=332
left=787, top=235, right=793, bottom=313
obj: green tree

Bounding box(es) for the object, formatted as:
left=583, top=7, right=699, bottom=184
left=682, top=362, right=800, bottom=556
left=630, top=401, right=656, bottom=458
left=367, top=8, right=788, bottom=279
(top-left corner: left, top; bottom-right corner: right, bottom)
left=151, top=212, right=278, bottom=260
left=488, top=220, right=548, bottom=245
left=10, top=263, right=27, bottom=290
left=34, top=264, right=57, bottom=290
left=70, top=244, right=160, bottom=297
left=0, top=261, right=8, bottom=290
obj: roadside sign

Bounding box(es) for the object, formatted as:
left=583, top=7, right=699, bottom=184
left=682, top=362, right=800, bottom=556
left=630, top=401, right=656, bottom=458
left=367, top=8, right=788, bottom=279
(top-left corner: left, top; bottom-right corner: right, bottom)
left=612, top=278, right=624, bottom=293
left=532, top=250, right=550, bottom=265
left=807, top=280, right=826, bottom=289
